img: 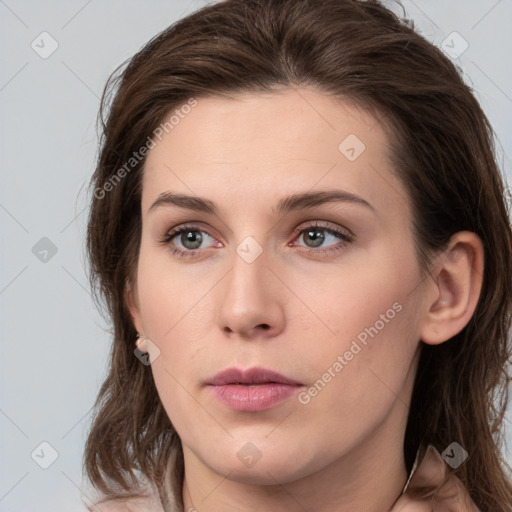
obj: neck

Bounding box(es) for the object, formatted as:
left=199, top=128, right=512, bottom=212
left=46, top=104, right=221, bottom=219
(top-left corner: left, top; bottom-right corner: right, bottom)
left=181, top=409, right=409, bottom=512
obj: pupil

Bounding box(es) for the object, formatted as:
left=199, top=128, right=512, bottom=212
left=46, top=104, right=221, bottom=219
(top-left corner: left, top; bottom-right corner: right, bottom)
left=306, top=229, right=324, bottom=247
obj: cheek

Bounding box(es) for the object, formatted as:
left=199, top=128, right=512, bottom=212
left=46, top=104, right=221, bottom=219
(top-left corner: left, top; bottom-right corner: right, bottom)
left=303, top=295, right=413, bottom=400
left=307, top=258, right=417, bottom=363
left=294, top=251, right=421, bottom=419
left=291, top=306, right=419, bottom=462
left=134, top=250, right=215, bottom=428
left=136, top=244, right=208, bottom=347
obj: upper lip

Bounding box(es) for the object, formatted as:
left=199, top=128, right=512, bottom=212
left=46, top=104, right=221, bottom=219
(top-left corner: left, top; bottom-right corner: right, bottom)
left=206, top=367, right=303, bottom=386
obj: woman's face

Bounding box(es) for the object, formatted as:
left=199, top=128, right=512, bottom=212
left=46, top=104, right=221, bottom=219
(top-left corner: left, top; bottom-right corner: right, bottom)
left=128, top=87, right=429, bottom=485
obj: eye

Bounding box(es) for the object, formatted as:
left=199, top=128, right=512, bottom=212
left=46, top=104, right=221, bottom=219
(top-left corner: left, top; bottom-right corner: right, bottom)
left=158, top=225, right=221, bottom=258
left=291, top=221, right=353, bottom=255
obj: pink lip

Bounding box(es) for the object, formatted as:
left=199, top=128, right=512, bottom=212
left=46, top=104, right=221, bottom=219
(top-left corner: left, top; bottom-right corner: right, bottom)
left=206, top=367, right=303, bottom=412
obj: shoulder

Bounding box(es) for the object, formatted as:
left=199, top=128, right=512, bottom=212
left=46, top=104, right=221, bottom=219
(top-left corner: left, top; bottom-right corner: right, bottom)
left=87, top=494, right=165, bottom=512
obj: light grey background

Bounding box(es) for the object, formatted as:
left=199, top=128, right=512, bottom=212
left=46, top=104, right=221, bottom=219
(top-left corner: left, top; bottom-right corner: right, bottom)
left=0, top=1, right=511, bottom=510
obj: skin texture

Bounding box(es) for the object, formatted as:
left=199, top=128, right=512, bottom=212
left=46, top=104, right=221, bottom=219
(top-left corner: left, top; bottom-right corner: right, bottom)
left=126, top=87, right=484, bottom=511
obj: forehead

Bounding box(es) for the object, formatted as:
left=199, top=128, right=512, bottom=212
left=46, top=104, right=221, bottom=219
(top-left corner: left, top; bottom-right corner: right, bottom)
left=141, top=87, right=409, bottom=219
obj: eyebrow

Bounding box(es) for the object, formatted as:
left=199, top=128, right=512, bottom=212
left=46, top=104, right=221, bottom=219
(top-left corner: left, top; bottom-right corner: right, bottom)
left=147, top=190, right=375, bottom=216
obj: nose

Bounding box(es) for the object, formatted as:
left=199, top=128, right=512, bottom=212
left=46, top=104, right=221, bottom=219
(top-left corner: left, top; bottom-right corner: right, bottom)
left=216, top=244, right=286, bottom=340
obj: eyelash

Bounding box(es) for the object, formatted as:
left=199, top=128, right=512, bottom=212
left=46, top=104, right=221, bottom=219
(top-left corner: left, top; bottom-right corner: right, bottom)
left=158, top=222, right=354, bottom=259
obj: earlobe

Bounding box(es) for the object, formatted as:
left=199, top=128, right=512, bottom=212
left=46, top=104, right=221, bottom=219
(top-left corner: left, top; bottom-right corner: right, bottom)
left=420, top=231, right=484, bottom=346
left=135, top=333, right=149, bottom=352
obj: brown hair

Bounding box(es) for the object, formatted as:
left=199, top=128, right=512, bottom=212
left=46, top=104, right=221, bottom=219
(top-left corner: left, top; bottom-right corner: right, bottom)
left=84, top=0, right=512, bottom=510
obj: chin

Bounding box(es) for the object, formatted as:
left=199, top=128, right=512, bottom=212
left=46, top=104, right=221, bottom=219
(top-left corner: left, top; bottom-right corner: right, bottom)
left=198, top=439, right=325, bottom=486
left=214, top=459, right=308, bottom=486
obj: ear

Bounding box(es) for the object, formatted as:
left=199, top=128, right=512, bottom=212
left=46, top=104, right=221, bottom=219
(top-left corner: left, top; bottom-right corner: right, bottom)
left=420, top=231, right=484, bottom=345
left=124, top=279, right=148, bottom=351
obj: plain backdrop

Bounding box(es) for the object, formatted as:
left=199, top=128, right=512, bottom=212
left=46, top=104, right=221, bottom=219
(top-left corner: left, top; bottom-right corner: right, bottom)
left=1, top=1, right=511, bottom=510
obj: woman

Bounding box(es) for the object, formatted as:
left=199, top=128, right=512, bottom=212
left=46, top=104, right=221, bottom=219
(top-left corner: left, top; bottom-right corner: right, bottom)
left=83, top=0, right=512, bottom=510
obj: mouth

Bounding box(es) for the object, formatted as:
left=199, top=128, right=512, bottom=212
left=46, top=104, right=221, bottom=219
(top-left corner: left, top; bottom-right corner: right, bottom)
left=206, top=367, right=304, bottom=412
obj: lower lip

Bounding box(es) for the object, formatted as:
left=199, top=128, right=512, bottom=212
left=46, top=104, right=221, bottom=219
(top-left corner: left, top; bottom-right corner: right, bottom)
left=208, top=383, right=302, bottom=412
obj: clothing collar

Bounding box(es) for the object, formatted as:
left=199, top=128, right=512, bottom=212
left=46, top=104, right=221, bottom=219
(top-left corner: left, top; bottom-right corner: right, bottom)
left=400, top=444, right=424, bottom=495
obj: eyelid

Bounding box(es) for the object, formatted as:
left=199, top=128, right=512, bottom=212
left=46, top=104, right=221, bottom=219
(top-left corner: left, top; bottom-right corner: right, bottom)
left=292, top=220, right=354, bottom=240
left=162, top=223, right=222, bottom=252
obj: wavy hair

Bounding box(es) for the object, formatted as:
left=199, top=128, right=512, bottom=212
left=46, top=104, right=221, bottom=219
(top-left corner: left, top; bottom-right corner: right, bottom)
left=84, top=0, right=512, bottom=510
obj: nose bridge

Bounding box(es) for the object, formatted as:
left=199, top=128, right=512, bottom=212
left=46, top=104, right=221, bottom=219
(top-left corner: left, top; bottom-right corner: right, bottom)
left=225, top=235, right=270, bottom=309
left=216, top=235, right=285, bottom=337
